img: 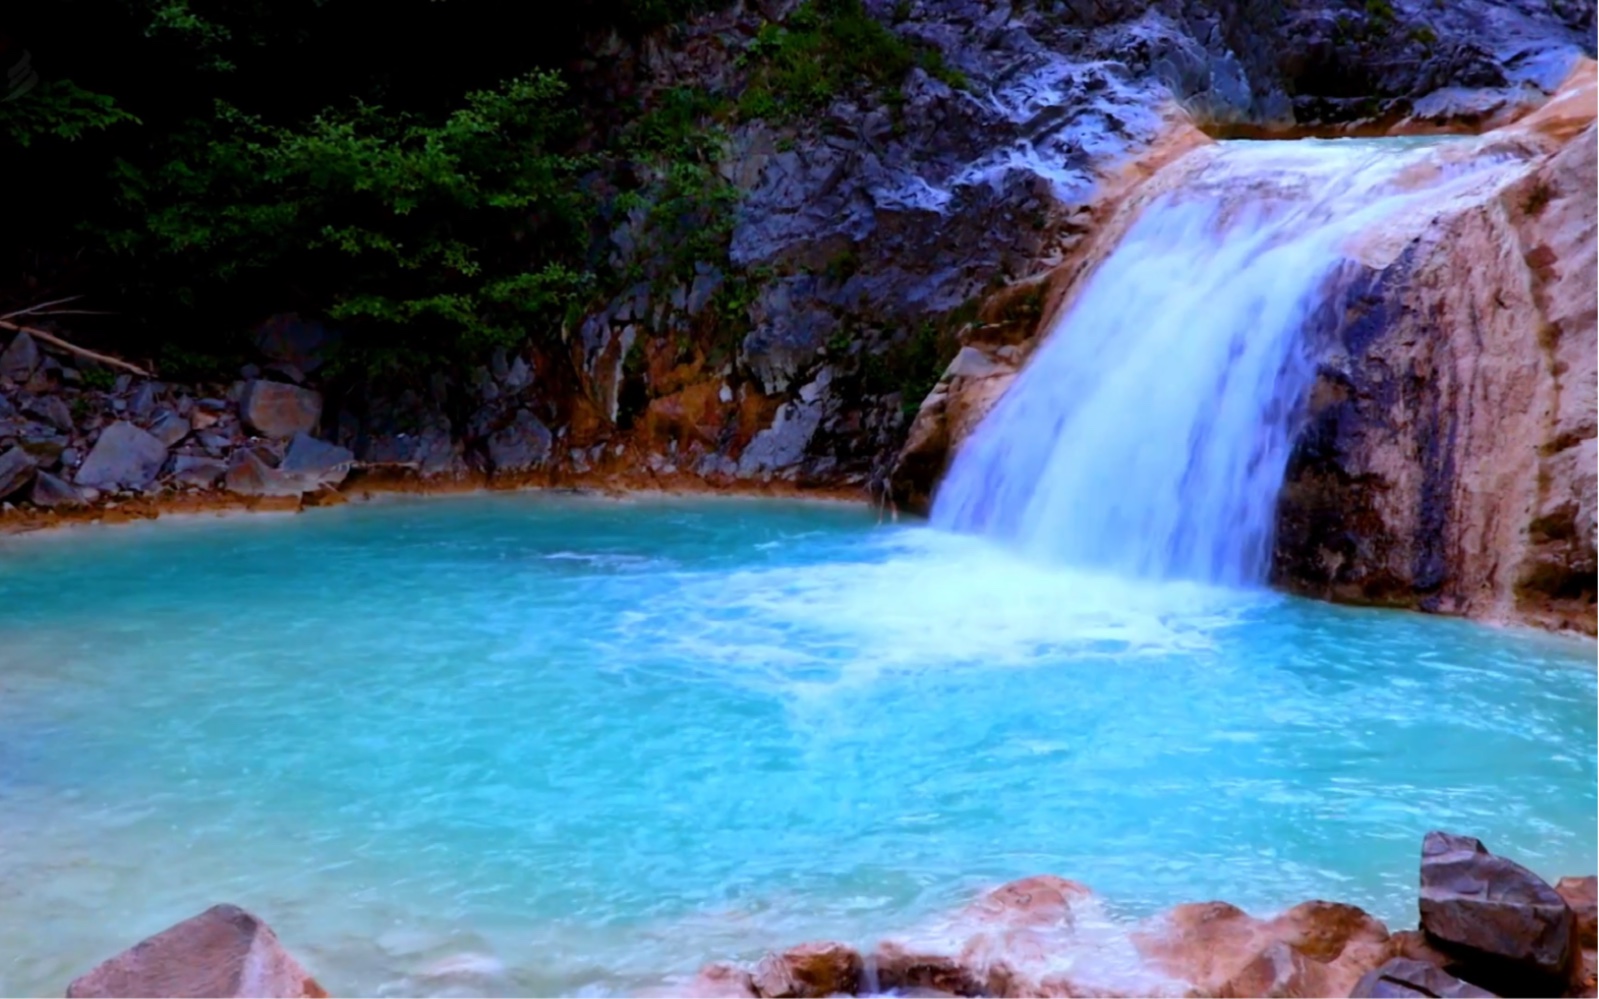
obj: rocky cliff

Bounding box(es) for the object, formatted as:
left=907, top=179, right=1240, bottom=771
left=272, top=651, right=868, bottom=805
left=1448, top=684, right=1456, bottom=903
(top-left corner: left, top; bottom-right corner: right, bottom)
left=1273, top=64, right=1598, bottom=632
left=1, top=0, right=1594, bottom=629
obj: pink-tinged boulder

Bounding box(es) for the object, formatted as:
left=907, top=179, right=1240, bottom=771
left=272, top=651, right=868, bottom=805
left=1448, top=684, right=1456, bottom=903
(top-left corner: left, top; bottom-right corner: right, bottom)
left=240, top=380, right=322, bottom=438
left=1133, top=897, right=1392, bottom=997
left=871, top=875, right=1180, bottom=998
left=1419, top=831, right=1579, bottom=995
left=1351, top=957, right=1497, bottom=998
left=751, top=940, right=862, bottom=997
left=65, top=904, right=326, bottom=998
left=1558, top=876, right=1598, bottom=949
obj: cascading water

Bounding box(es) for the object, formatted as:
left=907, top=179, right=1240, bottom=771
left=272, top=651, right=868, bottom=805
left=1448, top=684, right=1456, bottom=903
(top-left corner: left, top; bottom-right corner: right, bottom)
left=932, top=138, right=1512, bottom=586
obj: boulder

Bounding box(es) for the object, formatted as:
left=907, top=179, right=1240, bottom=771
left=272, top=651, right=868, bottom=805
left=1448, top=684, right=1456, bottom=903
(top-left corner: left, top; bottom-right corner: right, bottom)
left=66, top=904, right=325, bottom=998
left=281, top=432, right=354, bottom=488
left=1558, top=877, right=1598, bottom=949
left=148, top=408, right=192, bottom=447
left=23, top=393, right=73, bottom=432
left=129, top=381, right=158, bottom=420
left=486, top=409, right=552, bottom=475
left=171, top=455, right=228, bottom=489
left=1134, top=898, right=1392, bottom=998
left=1419, top=831, right=1578, bottom=995
left=19, top=435, right=67, bottom=464
left=74, top=421, right=168, bottom=491
left=750, top=941, right=862, bottom=998
left=1351, top=958, right=1498, bottom=998
left=30, top=470, right=82, bottom=507
left=871, top=875, right=1177, bottom=997
left=240, top=380, right=322, bottom=438
left=224, top=449, right=304, bottom=497
left=0, top=445, right=38, bottom=500
left=0, top=330, right=40, bottom=382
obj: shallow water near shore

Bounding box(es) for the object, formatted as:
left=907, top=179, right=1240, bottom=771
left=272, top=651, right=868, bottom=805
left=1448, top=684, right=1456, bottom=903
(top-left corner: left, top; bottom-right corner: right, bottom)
left=0, top=493, right=1594, bottom=996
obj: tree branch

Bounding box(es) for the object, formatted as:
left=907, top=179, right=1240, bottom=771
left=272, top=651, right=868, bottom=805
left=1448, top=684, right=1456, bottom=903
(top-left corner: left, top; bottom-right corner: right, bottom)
left=0, top=320, right=153, bottom=379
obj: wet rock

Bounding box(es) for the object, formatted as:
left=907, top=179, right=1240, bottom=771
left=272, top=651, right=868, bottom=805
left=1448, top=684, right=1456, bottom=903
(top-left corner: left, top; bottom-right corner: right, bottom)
left=1135, top=897, right=1391, bottom=998
left=1559, top=877, right=1598, bottom=949
left=281, top=432, right=354, bottom=488
left=172, top=455, right=228, bottom=489
left=751, top=941, right=862, bottom=998
left=1351, top=958, right=1498, bottom=998
left=486, top=409, right=553, bottom=474
left=148, top=408, right=192, bottom=447
left=1272, top=77, right=1598, bottom=633
left=870, top=875, right=1172, bottom=997
left=1419, top=831, right=1578, bottom=995
left=0, top=331, right=40, bottom=382
left=0, top=446, right=37, bottom=500
left=224, top=449, right=304, bottom=497
left=30, top=470, right=82, bottom=507
left=65, top=903, right=325, bottom=998
left=75, top=421, right=168, bottom=491
left=240, top=380, right=323, bottom=438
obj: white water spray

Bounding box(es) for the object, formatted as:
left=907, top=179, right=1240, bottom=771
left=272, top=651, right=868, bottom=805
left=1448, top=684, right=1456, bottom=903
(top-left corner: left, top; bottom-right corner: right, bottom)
left=932, top=137, right=1521, bottom=586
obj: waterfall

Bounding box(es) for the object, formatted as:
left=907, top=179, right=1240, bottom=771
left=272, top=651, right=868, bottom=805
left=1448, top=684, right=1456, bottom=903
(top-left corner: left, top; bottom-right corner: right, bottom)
left=931, top=138, right=1495, bottom=587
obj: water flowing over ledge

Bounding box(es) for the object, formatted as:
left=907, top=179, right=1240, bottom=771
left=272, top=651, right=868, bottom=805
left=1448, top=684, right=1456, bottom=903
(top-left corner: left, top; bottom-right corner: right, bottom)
left=930, top=136, right=1544, bottom=587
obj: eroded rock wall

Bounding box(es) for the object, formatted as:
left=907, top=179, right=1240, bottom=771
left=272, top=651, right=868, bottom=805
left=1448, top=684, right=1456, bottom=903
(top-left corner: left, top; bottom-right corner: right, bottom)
left=1273, top=69, right=1598, bottom=632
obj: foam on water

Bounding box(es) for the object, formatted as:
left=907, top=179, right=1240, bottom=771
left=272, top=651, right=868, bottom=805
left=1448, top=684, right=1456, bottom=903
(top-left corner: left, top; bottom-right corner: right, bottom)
left=0, top=495, right=1593, bottom=997
left=932, top=136, right=1534, bottom=585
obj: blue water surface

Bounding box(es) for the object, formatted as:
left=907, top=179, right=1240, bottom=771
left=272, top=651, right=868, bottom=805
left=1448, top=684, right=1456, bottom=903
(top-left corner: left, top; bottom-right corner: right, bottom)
left=0, top=494, right=1593, bottom=996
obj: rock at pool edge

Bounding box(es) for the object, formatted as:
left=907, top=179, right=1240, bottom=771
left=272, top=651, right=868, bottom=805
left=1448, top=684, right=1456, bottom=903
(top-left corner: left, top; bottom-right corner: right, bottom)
left=65, top=903, right=326, bottom=999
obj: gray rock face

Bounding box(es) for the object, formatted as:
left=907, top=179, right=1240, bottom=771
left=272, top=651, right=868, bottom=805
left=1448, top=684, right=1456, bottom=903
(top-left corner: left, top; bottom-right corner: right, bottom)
left=65, top=903, right=325, bottom=999
left=240, top=380, right=323, bottom=438
left=75, top=421, right=168, bottom=491
left=30, top=470, right=82, bottom=508
left=737, top=398, right=824, bottom=479
left=487, top=410, right=553, bottom=474
left=0, top=331, right=40, bottom=382
left=1350, top=958, right=1497, bottom=998
left=1419, top=831, right=1577, bottom=994
left=281, top=432, right=354, bottom=488
left=0, top=446, right=38, bottom=500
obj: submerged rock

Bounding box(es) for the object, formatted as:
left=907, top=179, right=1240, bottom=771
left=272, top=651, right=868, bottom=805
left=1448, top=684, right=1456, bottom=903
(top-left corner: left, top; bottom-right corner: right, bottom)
left=66, top=903, right=326, bottom=998
left=1419, top=831, right=1579, bottom=995
left=75, top=421, right=168, bottom=491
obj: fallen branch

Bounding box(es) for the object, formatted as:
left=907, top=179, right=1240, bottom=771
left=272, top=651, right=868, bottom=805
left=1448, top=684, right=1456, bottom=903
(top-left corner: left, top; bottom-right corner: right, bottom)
left=0, top=320, right=152, bottom=379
